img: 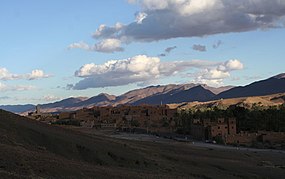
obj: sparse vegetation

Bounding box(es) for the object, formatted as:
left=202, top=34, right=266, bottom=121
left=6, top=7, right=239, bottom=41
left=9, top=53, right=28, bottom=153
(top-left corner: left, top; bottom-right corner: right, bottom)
left=52, top=119, right=80, bottom=126
left=130, top=119, right=140, bottom=127
left=176, top=105, right=285, bottom=133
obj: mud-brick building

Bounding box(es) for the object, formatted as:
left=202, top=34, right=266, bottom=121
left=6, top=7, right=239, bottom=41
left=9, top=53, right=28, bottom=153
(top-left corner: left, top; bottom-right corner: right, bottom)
left=191, top=118, right=237, bottom=141
left=224, top=131, right=258, bottom=145
left=259, top=131, right=285, bottom=144
left=224, top=131, right=285, bottom=147
left=55, top=104, right=177, bottom=131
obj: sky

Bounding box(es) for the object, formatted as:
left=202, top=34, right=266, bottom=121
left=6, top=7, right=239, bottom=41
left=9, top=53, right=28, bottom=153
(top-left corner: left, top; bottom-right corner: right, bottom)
left=1, top=0, right=285, bottom=105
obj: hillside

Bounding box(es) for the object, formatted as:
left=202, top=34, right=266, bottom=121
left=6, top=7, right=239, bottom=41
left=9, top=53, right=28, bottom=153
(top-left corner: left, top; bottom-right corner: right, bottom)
left=0, top=104, right=35, bottom=114
left=215, top=75, right=285, bottom=100
left=73, top=93, right=116, bottom=107
left=174, top=93, right=285, bottom=110
left=1, top=109, right=285, bottom=178
left=134, top=85, right=215, bottom=105
left=41, top=97, right=87, bottom=109
left=113, top=84, right=197, bottom=105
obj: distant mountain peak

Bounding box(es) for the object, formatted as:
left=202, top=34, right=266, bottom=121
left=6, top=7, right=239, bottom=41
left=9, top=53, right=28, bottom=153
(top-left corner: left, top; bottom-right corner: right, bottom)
left=273, top=73, right=285, bottom=79
left=97, top=93, right=114, bottom=97
left=91, top=93, right=116, bottom=101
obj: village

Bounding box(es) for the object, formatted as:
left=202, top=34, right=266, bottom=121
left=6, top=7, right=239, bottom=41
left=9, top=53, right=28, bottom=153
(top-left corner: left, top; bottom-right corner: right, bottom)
left=27, top=105, right=285, bottom=149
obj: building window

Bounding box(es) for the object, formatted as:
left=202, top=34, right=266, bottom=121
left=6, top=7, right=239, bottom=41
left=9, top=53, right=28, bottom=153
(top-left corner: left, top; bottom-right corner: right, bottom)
left=225, top=126, right=228, bottom=129
left=232, top=126, right=234, bottom=129
left=218, top=126, right=220, bottom=129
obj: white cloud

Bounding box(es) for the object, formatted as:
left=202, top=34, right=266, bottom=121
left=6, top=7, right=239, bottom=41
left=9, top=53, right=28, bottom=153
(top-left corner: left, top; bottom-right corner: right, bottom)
left=223, top=59, right=244, bottom=71
left=92, top=0, right=285, bottom=43
left=74, top=55, right=160, bottom=89
left=92, top=38, right=124, bottom=53
left=27, top=70, right=51, bottom=80
left=136, top=12, right=148, bottom=24
left=192, top=59, right=244, bottom=86
left=71, top=55, right=243, bottom=89
left=0, top=68, right=21, bottom=80
left=93, top=23, right=124, bottom=39
left=68, top=38, right=124, bottom=53
left=43, top=95, right=62, bottom=102
left=0, top=68, right=51, bottom=81
left=68, top=41, right=90, bottom=50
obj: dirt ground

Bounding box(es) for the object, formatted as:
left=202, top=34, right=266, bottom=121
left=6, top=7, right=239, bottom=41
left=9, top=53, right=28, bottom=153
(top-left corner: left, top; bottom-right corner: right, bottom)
left=1, top=110, right=285, bottom=178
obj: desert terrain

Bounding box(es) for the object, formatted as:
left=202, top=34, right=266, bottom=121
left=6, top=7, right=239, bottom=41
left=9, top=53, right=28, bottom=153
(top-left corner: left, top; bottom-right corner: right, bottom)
left=1, top=109, right=285, bottom=178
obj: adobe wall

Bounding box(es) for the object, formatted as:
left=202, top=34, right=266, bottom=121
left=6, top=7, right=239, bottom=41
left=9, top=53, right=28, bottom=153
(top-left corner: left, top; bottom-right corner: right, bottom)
left=225, top=133, right=258, bottom=145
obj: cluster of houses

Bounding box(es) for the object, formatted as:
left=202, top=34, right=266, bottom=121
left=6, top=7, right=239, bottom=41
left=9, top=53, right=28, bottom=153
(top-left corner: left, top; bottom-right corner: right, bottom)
left=58, top=105, right=177, bottom=132
left=191, top=118, right=285, bottom=147
left=27, top=105, right=285, bottom=148
left=27, top=104, right=177, bottom=131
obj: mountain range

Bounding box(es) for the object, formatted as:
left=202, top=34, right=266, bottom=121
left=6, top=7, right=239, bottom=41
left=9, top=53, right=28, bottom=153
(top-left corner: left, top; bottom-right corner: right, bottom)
left=1, top=73, right=284, bottom=114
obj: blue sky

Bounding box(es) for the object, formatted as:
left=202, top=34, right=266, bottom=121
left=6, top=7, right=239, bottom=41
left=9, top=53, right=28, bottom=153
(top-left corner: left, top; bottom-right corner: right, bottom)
left=1, top=0, right=285, bottom=105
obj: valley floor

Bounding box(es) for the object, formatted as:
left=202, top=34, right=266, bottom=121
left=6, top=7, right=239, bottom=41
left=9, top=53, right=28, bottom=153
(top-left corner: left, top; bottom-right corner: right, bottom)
left=1, top=111, right=285, bottom=178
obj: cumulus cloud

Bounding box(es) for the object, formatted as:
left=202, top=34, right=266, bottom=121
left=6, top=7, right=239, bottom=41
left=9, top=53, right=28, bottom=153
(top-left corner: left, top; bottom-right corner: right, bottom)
left=70, top=55, right=243, bottom=89
left=73, top=55, right=160, bottom=89
left=92, top=23, right=124, bottom=39
left=27, top=70, right=51, bottom=80
left=158, top=46, right=177, bottom=57
left=0, top=68, right=21, bottom=80
left=192, top=44, right=207, bottom=52
left=192, top=59, right=244, bottom=86
left=92, top=0, right=285, bottom=44
left=219, top=59, right=244, bottom=71
left=0, top=68, right=51, bottom=81
left=93, top=38, right=124, bottom=53
left=68, top=38, right=124, bottom=53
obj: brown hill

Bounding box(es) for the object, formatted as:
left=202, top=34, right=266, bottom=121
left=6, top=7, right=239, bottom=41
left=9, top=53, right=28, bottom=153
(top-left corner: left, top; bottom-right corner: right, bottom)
left=1, top=109, right=285, bottom=178
left=215, top=74, right=285, bottom=100
left=113, top=84, right=198, bottom=105
left=175, top=93, right=285, bottom=110
left=133, top=85, right=215, bottom=105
